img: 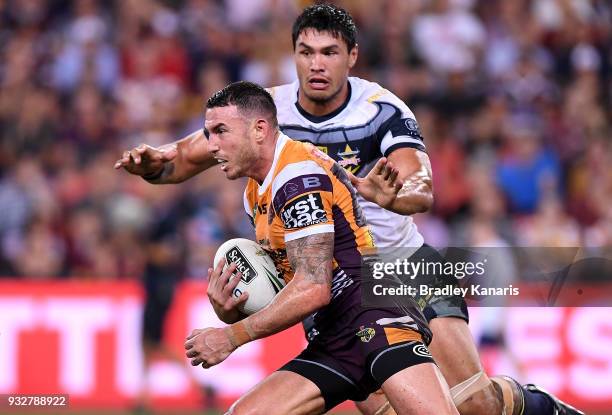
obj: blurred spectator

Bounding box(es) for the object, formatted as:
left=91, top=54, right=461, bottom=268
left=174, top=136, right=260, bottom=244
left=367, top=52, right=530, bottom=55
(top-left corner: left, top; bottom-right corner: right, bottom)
left=584, top=206, right=612, bottom=250
left=516, top=195, right=581, bottom=247
left=52, top=0, right=119, bottom=93
left=425, top=110, right=471, bottom=218
left=412, top=0, right=486, bottom=74
left=0, top=0, right=610, bottom=280
left=12, top=218, right=65, bottom=278
left=496, top=114, right=561, bottom=214
left=137, top=193, right=208, bottom=412
left=566, top=136, right=611, bottom=225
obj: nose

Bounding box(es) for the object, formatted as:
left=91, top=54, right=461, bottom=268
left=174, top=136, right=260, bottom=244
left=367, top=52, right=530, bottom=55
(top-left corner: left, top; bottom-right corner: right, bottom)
left=207, top=135, right=220, bottom=153
left=310, top=53, right=324, bottom=72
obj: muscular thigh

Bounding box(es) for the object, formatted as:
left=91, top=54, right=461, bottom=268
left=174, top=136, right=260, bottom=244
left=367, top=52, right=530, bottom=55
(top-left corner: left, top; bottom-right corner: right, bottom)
left=428, top=317, right=483, bottom=387
left=229, top=371, right=325, bottom=415
left=381, top=362, right=457, bottom=415
left=357, top=318, right=497, bottom=415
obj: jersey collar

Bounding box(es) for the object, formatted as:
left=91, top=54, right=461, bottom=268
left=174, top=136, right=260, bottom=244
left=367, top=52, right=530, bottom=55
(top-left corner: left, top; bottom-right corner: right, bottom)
left=294, top=80, right=352, bottom=124
left=258, top=132, right=290, bottom=195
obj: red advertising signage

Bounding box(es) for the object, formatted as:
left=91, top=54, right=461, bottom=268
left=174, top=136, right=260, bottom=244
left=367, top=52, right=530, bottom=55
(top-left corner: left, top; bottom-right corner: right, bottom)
left=0, top=280, right=610, bottom=412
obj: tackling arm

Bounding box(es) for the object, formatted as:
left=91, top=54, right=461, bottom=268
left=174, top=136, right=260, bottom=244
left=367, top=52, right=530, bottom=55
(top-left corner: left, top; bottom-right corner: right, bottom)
left=363, top=92, right=433, bottom=215
left=114, top=129, right=218, bottom=184
left=350, top=148, right=433, bottom=216
left=153, top=129, right=217, bottom=184
left=385, top=147, right=434, bottom=215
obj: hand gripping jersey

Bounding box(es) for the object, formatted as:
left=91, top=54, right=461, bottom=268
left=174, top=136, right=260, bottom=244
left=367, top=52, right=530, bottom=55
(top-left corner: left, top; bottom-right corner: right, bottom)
left=269, top=77, right=426, bottom=248
left=243, top=133, right=375, bottom=304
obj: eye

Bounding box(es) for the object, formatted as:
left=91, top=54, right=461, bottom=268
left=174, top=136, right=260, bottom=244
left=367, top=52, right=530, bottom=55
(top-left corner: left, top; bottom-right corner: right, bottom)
left=324, top=50, right=337, bottom=56
left=300, top=50, right=311, bottom=56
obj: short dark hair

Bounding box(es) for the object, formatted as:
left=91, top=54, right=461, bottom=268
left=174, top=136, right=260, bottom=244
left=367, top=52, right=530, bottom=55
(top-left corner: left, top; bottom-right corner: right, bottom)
left=292, top=4, right=357, bottom=51
left=206, top=81, right=277, bottom=127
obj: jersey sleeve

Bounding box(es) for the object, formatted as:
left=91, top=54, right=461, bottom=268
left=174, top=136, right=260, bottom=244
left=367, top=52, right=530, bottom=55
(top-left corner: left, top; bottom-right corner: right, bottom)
left=270, top=160, right=335, bottom=243
left=243, top=188, right=255, bottom=228
left=372, top=90, right=426, bottom=156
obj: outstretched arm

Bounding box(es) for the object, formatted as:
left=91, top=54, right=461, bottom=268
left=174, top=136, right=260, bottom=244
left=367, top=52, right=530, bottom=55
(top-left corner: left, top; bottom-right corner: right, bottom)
left=114, top=129, right=218, bottom=184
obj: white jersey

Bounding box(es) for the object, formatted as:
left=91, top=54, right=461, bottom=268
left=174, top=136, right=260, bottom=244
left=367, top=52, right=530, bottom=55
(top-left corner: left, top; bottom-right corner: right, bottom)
left=269, top=77, right=425, bottom=248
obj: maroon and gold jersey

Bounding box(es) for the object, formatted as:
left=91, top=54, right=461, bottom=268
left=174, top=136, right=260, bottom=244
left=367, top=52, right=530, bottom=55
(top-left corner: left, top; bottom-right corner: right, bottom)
left=244, top=133, right=432, bottom=353
left=243, top=133, right=374, bottom=301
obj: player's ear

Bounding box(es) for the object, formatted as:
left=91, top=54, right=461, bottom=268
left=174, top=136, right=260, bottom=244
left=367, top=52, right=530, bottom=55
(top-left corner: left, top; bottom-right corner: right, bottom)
left=348, top=44, right=358, bottom=69
left=253, top=118, right=268, bottom=143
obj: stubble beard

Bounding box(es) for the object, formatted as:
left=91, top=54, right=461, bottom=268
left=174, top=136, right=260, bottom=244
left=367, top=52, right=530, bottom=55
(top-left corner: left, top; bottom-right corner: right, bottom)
left=232, top=146, right=258, bottom=181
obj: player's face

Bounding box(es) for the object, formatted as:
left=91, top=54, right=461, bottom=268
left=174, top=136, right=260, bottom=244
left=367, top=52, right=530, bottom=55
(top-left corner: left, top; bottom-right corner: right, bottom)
left=205, top=106, right=258, bottom=180
left=294, top=29, right=357, bottom=106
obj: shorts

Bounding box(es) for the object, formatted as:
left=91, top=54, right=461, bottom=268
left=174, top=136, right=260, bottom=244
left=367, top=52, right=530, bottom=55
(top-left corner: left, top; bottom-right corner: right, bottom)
left=413, top=245, right=470, bottom=323
left=142, top=275, right=177, bottom=344
left=281, top=300, right=435, bottom=411
left=422, top=293, right=469, bottom=322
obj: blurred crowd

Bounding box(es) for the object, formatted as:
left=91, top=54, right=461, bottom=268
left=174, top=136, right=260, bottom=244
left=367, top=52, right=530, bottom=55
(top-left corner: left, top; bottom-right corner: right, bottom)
left=0, top=0, right=610, bottom=281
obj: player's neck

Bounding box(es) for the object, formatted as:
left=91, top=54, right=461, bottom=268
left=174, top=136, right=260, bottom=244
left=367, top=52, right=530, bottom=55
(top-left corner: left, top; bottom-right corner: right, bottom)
left=251, top=131, right=280, bottom=185
left=298, top=81, right=350, bottom=117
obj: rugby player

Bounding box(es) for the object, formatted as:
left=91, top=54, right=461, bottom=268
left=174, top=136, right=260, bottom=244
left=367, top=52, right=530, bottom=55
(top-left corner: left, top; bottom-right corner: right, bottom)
left=182, top=81, right=458, bottom=414
left=115, top=5, right=583, bottom=415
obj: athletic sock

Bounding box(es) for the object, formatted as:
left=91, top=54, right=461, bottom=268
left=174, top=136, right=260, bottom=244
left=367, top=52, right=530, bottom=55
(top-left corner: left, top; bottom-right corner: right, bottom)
left=520, top=385, right=555, bottom=415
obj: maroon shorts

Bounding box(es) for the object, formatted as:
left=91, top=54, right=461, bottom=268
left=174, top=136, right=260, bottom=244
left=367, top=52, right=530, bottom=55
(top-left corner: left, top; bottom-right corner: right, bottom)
left=280, top=285, right=434, bottom=410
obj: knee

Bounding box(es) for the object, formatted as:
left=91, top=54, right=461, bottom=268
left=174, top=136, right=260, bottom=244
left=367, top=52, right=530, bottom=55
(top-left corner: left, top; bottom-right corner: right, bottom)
left=456, top=384, right=503, bottom=415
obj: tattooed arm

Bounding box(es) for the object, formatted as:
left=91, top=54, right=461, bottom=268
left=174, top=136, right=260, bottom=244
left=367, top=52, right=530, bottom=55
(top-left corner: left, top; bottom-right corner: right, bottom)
left=184, top=232, right=334, bottom=368
left=114, top=129, right=217, bottom=184
left=239, top=232, right=334, bottom=341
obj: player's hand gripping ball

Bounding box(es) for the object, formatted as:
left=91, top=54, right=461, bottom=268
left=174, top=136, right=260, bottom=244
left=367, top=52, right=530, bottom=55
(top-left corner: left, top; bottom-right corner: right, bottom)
left=213, top=239, right=285, bottom=315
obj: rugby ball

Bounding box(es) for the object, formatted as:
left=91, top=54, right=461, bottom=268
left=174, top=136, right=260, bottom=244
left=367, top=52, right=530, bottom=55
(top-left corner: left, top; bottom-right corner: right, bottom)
left=213, top=238, right=285, bottom=315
